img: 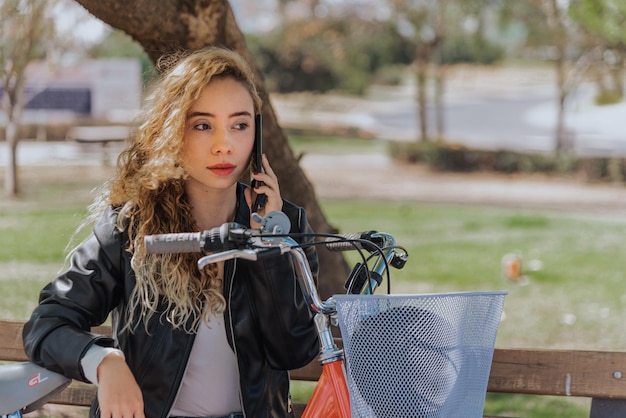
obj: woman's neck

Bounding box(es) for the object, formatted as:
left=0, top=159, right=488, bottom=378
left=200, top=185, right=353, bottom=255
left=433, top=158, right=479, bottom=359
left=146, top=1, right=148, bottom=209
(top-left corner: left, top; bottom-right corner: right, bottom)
left=185, top=183, right=238, bottom=231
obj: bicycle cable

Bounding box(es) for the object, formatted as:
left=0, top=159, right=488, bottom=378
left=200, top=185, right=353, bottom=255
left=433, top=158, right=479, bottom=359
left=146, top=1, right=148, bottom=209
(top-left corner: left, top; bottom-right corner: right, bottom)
left=278, top=232, right=393, bottom=295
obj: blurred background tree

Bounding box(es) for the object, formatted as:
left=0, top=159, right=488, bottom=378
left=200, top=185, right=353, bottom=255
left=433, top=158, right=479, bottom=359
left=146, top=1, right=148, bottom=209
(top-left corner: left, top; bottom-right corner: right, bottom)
left=246, top=0, right=507, bottom=144
left=569, top=0, right=625, bottom=104
left=247, top=17, right=413, bottom=95
left=238, top=0, right=621, bottom=157
left=500, top=0, right=585, bottom=154
left=0, top=0, right=55, bottom=197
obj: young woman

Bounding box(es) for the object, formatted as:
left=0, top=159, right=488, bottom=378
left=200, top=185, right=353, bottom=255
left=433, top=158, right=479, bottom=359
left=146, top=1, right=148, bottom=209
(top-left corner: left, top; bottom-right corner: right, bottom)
left=23, top=47, right=320, bottom=418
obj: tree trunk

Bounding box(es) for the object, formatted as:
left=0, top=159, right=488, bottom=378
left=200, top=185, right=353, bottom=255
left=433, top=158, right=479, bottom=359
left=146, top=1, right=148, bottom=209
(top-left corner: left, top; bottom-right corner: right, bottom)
left=554, top=50, right=568, bottom=154
left=414, top=56, right=429, bottom=142
left=610, top=53, right=624, bottom=98
left=434, top=65, right=444, bottom=141
left=73, top=0, right=349, bottom=298
left=4, top=121, right=19, bottom=197
left=3, top=84, right=24, bottom=198
left=433, top=0, right=446, bottom=142
left=433, top=42, right=445, bottom=142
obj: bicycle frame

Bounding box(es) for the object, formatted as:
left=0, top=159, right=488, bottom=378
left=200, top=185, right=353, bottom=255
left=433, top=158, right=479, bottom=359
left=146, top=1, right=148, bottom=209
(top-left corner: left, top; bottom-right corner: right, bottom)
left=0, top=362, right=71, bottom=416
left=302, top=359, right=351, bottom=418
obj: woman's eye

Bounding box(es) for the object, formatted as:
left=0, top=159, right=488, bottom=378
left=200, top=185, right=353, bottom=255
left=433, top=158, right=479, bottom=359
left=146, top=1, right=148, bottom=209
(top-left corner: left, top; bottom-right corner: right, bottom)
left=234, top=122, right=249, bottom=131
left=194, top=122, right=210, bottom=131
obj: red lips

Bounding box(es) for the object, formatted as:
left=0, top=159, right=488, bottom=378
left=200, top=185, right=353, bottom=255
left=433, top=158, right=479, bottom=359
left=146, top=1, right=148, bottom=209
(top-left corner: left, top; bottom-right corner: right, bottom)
left=208, top=163, right=236, bottom=176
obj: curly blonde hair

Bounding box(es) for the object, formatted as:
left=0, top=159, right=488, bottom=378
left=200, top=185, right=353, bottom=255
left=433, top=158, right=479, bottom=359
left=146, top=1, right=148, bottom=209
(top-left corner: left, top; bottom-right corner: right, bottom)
left=87, top=47, right=262, bottom=333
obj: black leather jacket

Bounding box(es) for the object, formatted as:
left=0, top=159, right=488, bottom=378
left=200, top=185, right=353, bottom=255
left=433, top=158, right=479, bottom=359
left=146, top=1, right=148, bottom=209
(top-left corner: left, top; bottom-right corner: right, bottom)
left=23, top=183, right=320, bottom=418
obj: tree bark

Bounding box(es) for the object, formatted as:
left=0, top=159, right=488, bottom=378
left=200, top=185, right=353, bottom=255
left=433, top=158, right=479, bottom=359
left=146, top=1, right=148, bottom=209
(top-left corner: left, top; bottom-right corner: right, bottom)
left=2, top=0, right=48, bottom=197
left=2, top=70, right=27, bottom=198
left=4, top=121, right=19, bottom=197
left=555, top=52, right=568, bottom=153
left=73, top=0, right=349, bottom=298
left=414, top=53, right=429, bottom=142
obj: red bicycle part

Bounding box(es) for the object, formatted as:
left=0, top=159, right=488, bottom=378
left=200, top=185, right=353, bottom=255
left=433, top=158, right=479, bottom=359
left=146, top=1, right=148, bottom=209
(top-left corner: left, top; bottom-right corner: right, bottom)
left=301, top=360, right=351, bottom=418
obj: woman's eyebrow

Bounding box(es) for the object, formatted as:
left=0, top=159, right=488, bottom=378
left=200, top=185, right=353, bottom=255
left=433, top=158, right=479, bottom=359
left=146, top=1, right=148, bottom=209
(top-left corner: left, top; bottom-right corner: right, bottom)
left=187, top=111, right=214, bottom=120
left=186, top=111, right=253, bottom=119
left=230, top=111, right=253, bottom=118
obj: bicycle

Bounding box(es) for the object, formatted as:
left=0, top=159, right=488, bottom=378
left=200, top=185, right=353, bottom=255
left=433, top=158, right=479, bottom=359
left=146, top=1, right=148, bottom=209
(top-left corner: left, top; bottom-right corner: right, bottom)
left=1, top=210, right=504, bottom=417
left=142, top=210, right=410, bottom=418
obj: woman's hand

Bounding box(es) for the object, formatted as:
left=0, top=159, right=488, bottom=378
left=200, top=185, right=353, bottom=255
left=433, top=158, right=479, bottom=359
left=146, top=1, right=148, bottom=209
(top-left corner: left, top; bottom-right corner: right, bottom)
left=245, top=154, right=283, bottom=227
left=97, top=352, right=145, bottom=418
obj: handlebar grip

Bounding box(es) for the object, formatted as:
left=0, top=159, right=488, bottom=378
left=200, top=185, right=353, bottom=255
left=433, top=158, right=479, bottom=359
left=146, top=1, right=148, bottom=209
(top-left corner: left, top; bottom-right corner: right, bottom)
left=145, top=223, right=243, bottom=254
left=325, top=232, right=370, bottom=251
left=145, top=232, right=203, bottom=254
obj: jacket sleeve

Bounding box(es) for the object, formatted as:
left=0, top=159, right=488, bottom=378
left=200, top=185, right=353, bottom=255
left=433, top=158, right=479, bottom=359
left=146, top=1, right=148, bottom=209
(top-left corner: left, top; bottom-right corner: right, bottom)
left=245, top=201, right=320, bottom=370
left=22, top=207, right=125, bottom=382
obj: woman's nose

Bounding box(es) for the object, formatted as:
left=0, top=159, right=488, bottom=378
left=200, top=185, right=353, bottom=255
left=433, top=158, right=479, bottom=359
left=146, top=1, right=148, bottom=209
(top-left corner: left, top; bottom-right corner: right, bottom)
left=212, top=129, right=233, bottom=154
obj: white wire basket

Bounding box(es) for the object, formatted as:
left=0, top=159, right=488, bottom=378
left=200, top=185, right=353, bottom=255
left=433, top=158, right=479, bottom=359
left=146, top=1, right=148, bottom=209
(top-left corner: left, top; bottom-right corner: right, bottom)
left=334, top=291, right=506, bottom=418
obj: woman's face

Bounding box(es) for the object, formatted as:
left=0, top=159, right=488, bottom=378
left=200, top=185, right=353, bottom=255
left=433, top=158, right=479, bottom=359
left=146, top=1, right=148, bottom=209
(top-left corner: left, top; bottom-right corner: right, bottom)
left=182, top=77, right=255, bottom=194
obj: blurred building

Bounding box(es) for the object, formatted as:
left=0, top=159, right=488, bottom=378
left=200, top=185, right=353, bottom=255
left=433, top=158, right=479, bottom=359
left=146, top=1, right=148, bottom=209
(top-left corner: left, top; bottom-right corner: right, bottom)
left=18, top=58, right=141, bottom=124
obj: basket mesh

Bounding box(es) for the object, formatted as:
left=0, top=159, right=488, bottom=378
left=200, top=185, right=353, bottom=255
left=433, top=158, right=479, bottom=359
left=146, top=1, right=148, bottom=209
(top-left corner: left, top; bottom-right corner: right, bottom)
left=334, top=291, right=506, bottom=418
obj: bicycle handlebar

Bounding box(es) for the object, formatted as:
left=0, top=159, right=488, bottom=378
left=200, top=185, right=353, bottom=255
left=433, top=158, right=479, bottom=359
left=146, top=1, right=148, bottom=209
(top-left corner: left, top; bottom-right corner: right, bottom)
left=144, top=211, right=293, bottom=254
left=144, top=211, right=408, bottom=315
left=144, top=222, right=383, bottom=257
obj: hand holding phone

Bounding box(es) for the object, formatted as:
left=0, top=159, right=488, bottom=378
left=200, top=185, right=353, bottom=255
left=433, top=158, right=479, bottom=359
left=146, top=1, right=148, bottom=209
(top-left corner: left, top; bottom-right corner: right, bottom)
left=251, top=114, right=267, bottom=213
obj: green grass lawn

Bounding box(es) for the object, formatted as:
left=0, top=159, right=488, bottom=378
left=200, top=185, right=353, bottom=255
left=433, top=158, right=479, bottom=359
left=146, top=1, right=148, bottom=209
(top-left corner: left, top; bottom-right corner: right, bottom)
left=322, top=199, right=626, bottom=349
left=3, top=142, right=624, bottom=416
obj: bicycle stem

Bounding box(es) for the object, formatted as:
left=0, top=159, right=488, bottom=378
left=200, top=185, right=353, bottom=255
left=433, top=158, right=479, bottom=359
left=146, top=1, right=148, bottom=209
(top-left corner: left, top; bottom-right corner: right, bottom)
left=286, top=245, right=346, bottom=364
left=287, top=236, right=403, bottom=365
left=313, top=313, right=344, bottom=364
left=287, top=245, right=336, bottom=315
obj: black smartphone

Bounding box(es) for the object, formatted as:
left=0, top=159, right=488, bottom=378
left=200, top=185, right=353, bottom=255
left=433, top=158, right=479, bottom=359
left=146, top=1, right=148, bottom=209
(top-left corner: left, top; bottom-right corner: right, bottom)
left=251, top=113, right=267, bottom=213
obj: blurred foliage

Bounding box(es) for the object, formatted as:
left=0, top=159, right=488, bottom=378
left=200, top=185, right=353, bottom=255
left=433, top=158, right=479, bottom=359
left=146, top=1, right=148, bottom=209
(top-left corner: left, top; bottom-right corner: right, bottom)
left=388, top=140, right=626, bottom=183
left=87, top=30, right=157, bottom=85
left=247, top=18, right=414, bottom=95
left=442, top=34, right=504, bottom=65
left=80, top=14, right=504, bottom=97
left=247, top=16, right=502, bottom=95
left=569, top=0, right=625, bottom=104
left=389, top=140, right=565, bottom=173
left=594, top=90, right=623, bottom=105
left=569, top=0, right=626, bottom=46
left=0, top=0, right=54, bottom=68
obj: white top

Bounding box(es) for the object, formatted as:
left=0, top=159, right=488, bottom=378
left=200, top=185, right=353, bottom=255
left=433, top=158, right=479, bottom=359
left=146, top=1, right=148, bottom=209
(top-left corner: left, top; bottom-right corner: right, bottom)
left=81, top=312, right=241, bottom=416
left=169, top=312, right=241, bottom=415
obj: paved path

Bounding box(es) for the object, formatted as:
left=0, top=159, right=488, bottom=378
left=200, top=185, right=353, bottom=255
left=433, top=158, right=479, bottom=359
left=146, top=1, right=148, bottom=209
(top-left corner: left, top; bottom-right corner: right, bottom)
left=300, top=153, right=626, bottom=219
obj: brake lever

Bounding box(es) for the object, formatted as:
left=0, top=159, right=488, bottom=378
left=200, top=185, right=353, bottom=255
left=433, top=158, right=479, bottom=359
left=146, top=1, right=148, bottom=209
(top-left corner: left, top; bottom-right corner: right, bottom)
left=198, top=249, right=259, bottom=268
left=197, top=237, right=292, bottom=269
